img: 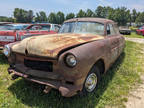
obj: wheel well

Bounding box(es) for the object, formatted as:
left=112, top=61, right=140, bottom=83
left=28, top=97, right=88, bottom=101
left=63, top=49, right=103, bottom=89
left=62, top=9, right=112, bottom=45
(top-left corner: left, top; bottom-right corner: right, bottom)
left=94, top=59, right=105, bottom=75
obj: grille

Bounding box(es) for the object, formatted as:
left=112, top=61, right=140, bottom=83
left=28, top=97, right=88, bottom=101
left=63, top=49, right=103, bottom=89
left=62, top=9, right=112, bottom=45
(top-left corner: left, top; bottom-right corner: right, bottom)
left=24, top=59, right=53, bottom=72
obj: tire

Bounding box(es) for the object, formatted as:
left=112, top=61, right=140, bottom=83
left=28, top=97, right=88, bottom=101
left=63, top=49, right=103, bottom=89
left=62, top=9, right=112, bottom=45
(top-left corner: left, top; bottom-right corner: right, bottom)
left=80, top=66, right=101, bottom=96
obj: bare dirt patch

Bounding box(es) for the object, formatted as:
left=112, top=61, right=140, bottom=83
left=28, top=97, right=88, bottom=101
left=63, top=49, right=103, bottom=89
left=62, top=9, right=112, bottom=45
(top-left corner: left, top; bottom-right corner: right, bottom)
left=125, top=76, right=144, bottom=108
left=125, top=37, right=144, bottom=44
left=125, top=38, right=144, bottom=108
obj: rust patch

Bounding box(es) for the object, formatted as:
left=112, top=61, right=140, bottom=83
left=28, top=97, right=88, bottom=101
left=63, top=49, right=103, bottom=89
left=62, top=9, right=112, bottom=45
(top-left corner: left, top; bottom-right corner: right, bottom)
left=12, top=33, right=104, bottom=58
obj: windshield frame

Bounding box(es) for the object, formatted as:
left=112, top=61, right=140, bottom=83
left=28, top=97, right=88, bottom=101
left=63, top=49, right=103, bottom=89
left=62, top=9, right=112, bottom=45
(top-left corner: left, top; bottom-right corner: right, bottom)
left=58, top=21, right=105, bottom=36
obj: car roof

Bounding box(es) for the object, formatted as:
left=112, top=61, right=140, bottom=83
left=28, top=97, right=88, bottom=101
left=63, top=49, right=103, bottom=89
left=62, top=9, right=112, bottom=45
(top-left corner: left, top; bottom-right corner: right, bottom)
left=64, top=17, right=115, bottom=24
left=7, top=24, right=30, bottom=26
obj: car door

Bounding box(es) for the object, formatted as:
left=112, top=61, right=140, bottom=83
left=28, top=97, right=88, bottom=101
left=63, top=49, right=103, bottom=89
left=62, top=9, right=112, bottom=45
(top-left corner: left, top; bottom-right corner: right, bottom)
left=106, top=23, right=120, bottom=64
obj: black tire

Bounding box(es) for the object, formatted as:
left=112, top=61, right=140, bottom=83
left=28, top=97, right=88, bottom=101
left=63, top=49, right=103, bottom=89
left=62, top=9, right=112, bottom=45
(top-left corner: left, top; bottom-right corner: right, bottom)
left=80, top=66, right=101, bottom=96
left=128, top=33, right=131, bottom=35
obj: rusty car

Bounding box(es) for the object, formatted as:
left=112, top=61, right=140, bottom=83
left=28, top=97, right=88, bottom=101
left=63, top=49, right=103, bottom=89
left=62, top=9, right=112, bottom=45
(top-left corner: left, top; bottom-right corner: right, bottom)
left=4, top=18, right=125, bottom=97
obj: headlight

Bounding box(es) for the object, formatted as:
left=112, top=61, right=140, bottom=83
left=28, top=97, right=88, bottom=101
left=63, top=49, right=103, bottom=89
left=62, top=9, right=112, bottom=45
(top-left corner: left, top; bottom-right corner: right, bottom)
left=65, top=54, right=77, bottom=67
left=3, top=45, right=11, bottom=57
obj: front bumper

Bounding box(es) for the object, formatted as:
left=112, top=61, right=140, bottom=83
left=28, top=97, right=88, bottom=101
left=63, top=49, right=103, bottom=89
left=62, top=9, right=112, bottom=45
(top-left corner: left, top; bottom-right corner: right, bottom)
left=8, top=67, right=83, bottom=97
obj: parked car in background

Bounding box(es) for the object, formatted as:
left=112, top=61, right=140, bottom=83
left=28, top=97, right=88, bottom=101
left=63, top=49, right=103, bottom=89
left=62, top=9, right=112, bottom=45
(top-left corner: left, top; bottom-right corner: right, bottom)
left=0, top=23, right=60, bottom=49
left=0, top=23, right=30, bottom=30
left=119, top=26, right=131, bottom=35
left=4, top=18, right=125, bottom=97
left=136, top=26, right=144, bottom=36
left=0, top=22, right=12, bottom=25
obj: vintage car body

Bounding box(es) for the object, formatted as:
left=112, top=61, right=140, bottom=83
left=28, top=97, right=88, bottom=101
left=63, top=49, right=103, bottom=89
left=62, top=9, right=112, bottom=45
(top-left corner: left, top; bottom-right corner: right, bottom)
left=0, top=23, right=60, bottom=49
left=5, top=18, right=125, bottom=97
left=0, top=22, right=12, bottom=25
left=119, top=26, right=131, bottom=35
left=136, top=26, right=144, bottom=36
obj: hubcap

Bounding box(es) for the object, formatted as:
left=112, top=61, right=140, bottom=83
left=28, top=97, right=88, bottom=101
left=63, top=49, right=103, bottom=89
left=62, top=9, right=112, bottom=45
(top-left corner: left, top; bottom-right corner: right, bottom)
left=85, top=73, right=97, bottom=92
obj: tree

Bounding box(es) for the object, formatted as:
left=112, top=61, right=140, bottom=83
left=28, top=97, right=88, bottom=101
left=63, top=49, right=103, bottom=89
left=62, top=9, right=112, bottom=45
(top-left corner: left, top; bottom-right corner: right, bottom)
left=95, top=6, right=107, bottom=18
left=0, top=16, right=14, bottom=22
left=136, top=12, right=144, bottom=25
left=66, top=13, right=75, bottom=20
left=56, top=11, right=65, bottom=24
left=27, top=10, right=34, bottom=22
left=13, top=8, right=34, bottom=23
left=86, top=9, right=94, bottom=17
left=131, top=9, right=137, bottom=22
left=35, top=11, right=47, bottom=22
left=48, top=12, right=57, bottom=23
left=76, top=9, right=86, bottom=18
left=110, top=7, right=130, bottom=26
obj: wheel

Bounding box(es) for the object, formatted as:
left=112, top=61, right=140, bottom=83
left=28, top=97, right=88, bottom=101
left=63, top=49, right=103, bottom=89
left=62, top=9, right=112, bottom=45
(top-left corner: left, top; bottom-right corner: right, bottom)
left=80, top=66, right=101, bottom=96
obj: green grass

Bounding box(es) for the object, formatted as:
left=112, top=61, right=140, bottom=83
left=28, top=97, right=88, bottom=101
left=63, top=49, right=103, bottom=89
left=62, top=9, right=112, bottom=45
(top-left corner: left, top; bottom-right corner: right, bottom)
left=0, top=41, right=144, bottom=108
left=124, top=32, right=144, bottom=38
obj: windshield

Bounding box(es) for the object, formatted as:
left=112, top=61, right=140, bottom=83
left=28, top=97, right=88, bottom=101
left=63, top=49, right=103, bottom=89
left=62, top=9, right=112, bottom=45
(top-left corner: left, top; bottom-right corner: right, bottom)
left=59, top=21, right=104, bottom=35
left=0, top=24, right=30, bottom=30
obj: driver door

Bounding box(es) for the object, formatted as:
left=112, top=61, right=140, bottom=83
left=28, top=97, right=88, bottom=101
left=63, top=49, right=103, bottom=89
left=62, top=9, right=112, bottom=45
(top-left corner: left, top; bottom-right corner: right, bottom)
left=106, top=23, right=120, bottom=64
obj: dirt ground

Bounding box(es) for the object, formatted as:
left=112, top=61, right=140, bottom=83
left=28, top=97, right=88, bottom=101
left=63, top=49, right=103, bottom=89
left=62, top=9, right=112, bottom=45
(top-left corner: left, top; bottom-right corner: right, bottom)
left=125, top=37, right=144, bottom=108
left=125, top=37, right=144, bottom=44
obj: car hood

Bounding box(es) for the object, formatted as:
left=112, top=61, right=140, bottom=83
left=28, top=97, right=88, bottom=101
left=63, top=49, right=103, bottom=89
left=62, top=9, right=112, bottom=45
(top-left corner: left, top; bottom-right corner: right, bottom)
left=12, top=33, right=104, bottom=58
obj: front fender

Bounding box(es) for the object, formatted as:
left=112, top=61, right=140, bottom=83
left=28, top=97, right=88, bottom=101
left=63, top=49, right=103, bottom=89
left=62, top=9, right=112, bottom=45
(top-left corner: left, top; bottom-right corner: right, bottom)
left=58, top=39, right=110, bottom=85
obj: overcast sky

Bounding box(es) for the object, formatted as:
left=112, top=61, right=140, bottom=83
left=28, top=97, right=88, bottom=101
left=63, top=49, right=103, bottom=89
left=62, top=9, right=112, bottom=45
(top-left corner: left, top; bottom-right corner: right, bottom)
left=0, top=0, right=144, bottom=17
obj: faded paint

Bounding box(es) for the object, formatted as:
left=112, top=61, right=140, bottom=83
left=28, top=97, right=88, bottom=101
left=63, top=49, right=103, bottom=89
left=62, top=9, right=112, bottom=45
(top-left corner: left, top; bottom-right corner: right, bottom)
left=12, top=33, right=104, bottom=58
left=7, top=18, right=125, bottom=97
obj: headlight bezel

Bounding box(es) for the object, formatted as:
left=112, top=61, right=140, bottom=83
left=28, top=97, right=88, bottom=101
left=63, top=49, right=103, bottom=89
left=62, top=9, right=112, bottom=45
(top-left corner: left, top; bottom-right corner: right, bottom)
left=3, top=45, right=11, bottom=57
left=64, top=53, right=77, bottom=68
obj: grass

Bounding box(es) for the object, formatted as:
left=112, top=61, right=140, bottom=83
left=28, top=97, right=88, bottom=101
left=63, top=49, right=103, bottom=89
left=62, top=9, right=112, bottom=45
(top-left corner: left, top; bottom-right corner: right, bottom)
left=0, top=41, right=144, bottom=108
left=124, top=32, right=144, bottom=38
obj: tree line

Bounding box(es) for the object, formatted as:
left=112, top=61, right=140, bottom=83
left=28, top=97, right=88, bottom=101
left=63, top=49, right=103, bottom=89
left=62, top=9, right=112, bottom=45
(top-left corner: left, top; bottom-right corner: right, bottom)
left=0, top=6, right=144, bottom=26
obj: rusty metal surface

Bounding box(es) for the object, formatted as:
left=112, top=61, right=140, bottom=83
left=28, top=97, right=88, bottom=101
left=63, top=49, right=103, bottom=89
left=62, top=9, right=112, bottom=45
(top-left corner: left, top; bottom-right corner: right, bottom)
left=64, top=17, right=115, bottom=24
left=8, top=68, right=83, bottom=97
left=11, top=33, right=104, bottom=58
left=7, top=18, right=125, bottom=97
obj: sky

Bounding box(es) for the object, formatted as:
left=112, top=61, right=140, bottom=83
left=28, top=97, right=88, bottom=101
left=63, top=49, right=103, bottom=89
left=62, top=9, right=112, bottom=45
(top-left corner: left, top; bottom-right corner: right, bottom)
left=0, top=0, right=144, bottom=17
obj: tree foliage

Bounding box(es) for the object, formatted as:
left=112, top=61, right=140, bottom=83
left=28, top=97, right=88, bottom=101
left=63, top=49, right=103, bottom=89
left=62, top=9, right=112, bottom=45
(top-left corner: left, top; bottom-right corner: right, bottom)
left=86, top=9, right=94, bottom=17
left=35, top=11, right=47, bottom=22
left=66, top=13, right=75, bottom=20
left=0, top=7, right=143, bottom=26
left=48, top=12, right=57, bottom=23
left=95, top=6, right=107, bottom=18
left=76, top=9, right=86, bottom=18
left=56, top=11, right=65, bottom=24
left=136, top=12, right=144, bottom=25
left=0, top=16, right=14, bottom=22
left=14, top=8, right=34, bottom=23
